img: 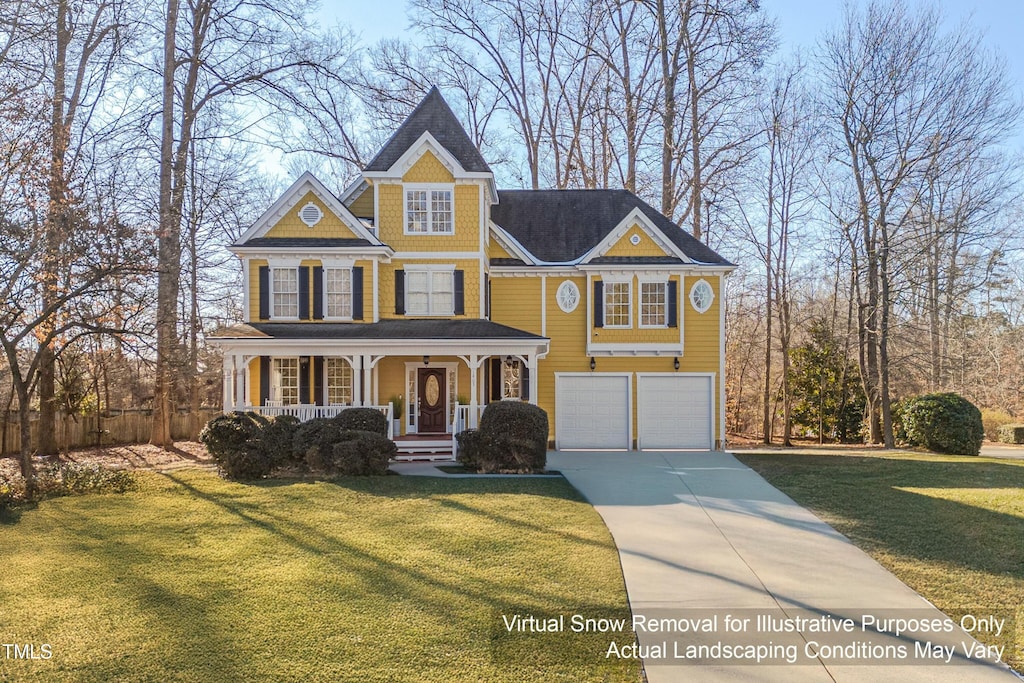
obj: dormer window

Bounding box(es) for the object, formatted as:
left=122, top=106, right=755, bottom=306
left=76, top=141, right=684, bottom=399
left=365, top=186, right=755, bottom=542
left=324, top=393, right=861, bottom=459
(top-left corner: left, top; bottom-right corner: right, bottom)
left=405, top=185, right=453, bottom=234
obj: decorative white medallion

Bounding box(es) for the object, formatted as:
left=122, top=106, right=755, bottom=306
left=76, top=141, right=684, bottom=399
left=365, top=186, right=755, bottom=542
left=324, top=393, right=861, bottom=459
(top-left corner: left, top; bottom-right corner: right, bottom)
left=556, top=280, right=580, bottom=313
left=298, top=202, right=323, bottom=227
left=690, top=279, right=714, bottom=313
left=629, top=233, right=641, bottom=246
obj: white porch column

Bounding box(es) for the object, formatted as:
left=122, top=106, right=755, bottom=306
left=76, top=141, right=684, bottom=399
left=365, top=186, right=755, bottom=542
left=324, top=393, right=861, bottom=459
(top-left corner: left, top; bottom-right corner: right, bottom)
left=528, top=354, right=539, bottom=404
left=361, top=355, right=372, bottom=406
left=234, top=355, right=247, bottom=408
left=222, top=353, right=234, bottom=411
left=353, top=356, right=364, bottom=406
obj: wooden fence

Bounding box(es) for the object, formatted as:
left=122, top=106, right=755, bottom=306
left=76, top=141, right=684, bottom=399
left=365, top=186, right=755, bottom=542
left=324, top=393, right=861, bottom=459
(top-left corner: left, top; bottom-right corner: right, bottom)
left=1, top=409, right=221, bottom=455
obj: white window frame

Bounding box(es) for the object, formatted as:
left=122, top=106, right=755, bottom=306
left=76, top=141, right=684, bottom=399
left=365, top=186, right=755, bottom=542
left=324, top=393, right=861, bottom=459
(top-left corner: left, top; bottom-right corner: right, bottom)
left=639, top=281, right=668, bottom=328
left=324, top=267, right=353, bottom=320
left=271, top=267, right=299, bottom=320
left=271, top=357, right=300, bottom=405
left=501, top=358, right=524, bottom=400
left=324, top=358, right=353, bottom=406
left=405, top=265, right=455, bottom=317
left=690, top=278, right=715, bottom=314
left=603, top=280, right=632, bottom=328
left=403, top=184, right=454, bottom=235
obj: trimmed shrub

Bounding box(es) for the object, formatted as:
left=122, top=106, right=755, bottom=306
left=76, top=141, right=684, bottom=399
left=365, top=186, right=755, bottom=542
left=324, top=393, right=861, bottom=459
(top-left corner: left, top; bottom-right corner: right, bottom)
left=999, top=424, right=1024, bottom=445
left=335, top=407, right=388, bottom=435
left=262, top=414, right=300, bottom=466
left=455, top=429, right=485, bottom=469
left=292, top=417, right=344, bottom=465
left=470, top=401, right=548, bottom=473
left=981, top=408, right=1016, bottom=442
left=200, top=412, right=277, bottom=479
left=306, top=430, right=396, bottom=475
left=900, top=393, right=984, bottom=456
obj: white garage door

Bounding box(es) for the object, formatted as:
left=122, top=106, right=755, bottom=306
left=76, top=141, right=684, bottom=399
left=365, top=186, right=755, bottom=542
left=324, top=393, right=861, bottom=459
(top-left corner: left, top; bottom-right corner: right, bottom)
left=638, top=375, right=712, bottom=450
left=556, top=374, right=630, bottom=449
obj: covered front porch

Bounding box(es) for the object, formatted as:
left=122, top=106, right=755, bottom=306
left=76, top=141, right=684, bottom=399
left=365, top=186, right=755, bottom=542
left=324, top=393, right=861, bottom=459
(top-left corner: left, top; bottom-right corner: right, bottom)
left=209, top=320, right=550, bottom=459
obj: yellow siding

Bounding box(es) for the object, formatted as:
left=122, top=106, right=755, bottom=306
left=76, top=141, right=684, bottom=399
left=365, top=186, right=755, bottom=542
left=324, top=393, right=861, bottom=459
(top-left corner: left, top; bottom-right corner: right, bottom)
left=347, top=185, right=374, bottom=219
left=248, top=357, right=260, bottom=406
left=602, top=223, right=673, bottom=258
left=264, top=191, right=362, bottom=239
left=680, top=275, right=721, bottom=371
left=379, top=258, right=483, bottom=319
left=489, top=277, right=542, bottom=335
left=488, top=238, right=514, bottom=259
left=402, top=152, right=456, bottom=183
left=530, top=275, right=588, bottom=441
left=247, top=258, right=376, bottom=323
left=591, top=275, right=681, bottom=344
left=248, top=259, right=267, bottom=321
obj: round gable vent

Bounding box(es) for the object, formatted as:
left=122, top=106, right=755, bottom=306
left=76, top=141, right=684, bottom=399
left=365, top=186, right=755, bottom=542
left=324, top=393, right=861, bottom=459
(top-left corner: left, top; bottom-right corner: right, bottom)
left=299, top=202, right=323, bottom=227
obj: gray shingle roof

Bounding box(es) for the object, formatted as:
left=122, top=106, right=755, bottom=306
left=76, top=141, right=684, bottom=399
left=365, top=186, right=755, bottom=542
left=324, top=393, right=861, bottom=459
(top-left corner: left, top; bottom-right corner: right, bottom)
left=491, top=189, right=733, bottom=266
left=233, top=237, right=373, bottom=248
left=363, top=87, right=492, bottom=174
left=212, top=319, right=545, bottom=340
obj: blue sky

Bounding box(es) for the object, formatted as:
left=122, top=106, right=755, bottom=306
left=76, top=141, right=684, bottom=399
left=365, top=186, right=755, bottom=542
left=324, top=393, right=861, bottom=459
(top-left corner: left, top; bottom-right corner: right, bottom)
left=322, top=0, right=1024, bottom=104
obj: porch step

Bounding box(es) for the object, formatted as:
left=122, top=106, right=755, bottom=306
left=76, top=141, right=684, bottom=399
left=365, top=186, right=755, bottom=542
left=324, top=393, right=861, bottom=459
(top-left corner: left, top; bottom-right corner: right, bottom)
left=394, top=436, right=455, bottom=461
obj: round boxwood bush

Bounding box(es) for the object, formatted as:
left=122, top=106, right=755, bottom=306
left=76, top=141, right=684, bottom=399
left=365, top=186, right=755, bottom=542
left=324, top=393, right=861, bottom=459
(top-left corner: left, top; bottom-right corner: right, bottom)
left=199, top=411, right=276, bottom=479
left=899, top=392, right=983, bottom=456
left=292, top=417, right=343, bottom=464
left=470, top=401, right=549, bottom=473
left=455, top=429, right=485, bottom=470
left=306, top=430, right=396, bottom=475
left=334, top=407, right=388, bottom=435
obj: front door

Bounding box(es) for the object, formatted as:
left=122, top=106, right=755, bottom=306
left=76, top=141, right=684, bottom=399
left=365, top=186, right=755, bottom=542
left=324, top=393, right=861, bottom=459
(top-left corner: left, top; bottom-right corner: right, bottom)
left=417, top=368, right=447, bottom=433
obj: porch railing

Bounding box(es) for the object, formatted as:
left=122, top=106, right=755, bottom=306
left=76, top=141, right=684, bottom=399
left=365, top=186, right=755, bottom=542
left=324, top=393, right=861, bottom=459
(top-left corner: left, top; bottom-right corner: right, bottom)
left=253, top=403, right=395, bottom=439
left=451, top=402, right=486, bottom=454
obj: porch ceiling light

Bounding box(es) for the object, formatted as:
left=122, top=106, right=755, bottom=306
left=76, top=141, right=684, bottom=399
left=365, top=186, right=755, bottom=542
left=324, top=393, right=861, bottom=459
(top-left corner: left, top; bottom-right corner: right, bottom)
left=589, top=356, right=596, bottom=371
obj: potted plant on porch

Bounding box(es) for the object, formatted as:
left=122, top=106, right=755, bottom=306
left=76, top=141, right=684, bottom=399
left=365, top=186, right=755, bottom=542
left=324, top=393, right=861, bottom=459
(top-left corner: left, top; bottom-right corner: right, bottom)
left=388, top=395, right=403, bottom=437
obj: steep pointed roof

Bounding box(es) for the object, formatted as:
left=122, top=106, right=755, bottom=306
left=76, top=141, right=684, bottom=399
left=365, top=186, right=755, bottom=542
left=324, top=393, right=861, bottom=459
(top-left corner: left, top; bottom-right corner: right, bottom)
left=364, top=87, right=492, bottom=174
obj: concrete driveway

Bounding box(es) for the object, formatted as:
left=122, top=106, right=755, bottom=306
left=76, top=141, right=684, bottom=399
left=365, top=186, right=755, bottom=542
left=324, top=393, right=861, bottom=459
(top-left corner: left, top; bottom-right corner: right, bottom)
left=547, top=450, right=1020, bottom=682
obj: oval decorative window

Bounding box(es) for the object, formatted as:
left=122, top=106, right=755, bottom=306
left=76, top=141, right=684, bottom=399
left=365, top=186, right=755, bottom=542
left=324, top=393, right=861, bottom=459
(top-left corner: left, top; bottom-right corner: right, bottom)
left=556, top=280, right=580, bottom=313
left=425, top=375, right=440, bottom=407
left=298, top=202, right=323, bottom=227
left=690, top=279, right=714, bottom=314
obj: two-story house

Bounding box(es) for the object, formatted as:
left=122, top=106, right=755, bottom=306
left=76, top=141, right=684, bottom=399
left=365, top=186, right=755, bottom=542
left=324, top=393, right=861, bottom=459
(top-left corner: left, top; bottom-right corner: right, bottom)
left=211, top=88, right=734, bottom=455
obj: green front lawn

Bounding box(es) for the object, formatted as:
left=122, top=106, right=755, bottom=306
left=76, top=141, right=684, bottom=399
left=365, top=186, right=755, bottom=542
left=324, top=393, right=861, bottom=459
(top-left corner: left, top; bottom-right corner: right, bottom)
left=733, top=450, right=1024, bottom=673
left=0, top=470, right=641, bottom=682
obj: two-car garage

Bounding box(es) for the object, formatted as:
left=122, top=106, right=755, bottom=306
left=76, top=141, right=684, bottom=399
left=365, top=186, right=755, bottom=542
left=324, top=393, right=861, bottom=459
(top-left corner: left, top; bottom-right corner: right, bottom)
left=554, top=373, right=714, bottom=450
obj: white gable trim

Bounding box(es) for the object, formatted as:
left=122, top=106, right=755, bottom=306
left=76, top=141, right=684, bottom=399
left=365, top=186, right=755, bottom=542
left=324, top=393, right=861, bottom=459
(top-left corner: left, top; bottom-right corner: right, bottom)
left=488, top=222, right=538, bottom=265
left=580, top=208, right=692, bottom=264
left=339, top=177, right=369, bottom=205
left=361, top=131, right=497, bottom=198
left=235, top=172, right=382, bottom=246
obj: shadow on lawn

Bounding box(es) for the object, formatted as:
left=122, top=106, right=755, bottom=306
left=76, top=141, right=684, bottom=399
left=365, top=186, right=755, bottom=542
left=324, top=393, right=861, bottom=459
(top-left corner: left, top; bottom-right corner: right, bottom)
left=737, top=453, right=1024, bottom=581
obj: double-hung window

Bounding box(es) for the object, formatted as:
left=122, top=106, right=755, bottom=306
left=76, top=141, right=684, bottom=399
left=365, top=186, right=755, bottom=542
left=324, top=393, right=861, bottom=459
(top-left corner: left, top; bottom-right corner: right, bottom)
left=603, top=281, right=632, bottom=328
left=405, top=186, right=453, bottom=234
left=271, top=358, right=299, bottom=404
left=640, top=282, right=668, bottom=328
left=325, top=268, right=352, bottom=319
left=325, top=358, right=352, bottom=405
left=406, top=268, right=454, bottom=316
left=272, top=268, right=299, bottom=318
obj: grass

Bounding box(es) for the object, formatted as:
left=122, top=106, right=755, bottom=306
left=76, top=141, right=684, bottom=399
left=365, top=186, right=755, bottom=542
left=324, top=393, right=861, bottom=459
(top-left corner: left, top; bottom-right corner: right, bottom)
left=0, top=470, right=641, bottom=682
left=733, top=449, right=1024, bottom=673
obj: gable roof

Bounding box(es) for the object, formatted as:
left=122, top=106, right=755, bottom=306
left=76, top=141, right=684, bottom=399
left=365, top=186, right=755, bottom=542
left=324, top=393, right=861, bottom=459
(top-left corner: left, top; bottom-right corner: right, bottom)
left=363, top=87, right=492, bottom=174
left=490, top=189, right=733, bottom=266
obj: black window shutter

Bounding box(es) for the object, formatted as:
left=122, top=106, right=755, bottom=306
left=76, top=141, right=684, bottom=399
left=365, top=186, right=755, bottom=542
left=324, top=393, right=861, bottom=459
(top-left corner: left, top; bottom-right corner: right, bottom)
left=313, top=266, right=324, bottom=320
left=395, top=270, right=405, bottom=314
left=259, top=356, right=270, bottom=405
left=298, top=266, right=310, bottom=320
left=314, top=357, right=324, bottom=406
left=352, top=267, right=364, bottom=320
left=299, top=357, right=311, bottom=404
left=593, top=280, right=604, bottom=328
left=490, top=358, right=502, bottom=401
left=667, top=280, right=678, bottom=328
left=258, top=266, right=270, bottom=320
left=454, top=270, right=465, bottom=315
left=521, top=362, right=530, bottom=401
left=484, top=273, right=490, bottom=319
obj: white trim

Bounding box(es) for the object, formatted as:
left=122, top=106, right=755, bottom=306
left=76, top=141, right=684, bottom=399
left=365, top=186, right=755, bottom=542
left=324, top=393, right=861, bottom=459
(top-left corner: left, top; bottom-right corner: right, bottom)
left=230, top=247, right=393, bottom=260
left=554, top=372, right=633, bottom=451
left=540, top=276, right=547, bottom=337
left=270, top=266, right=300, bottom=321
left=488, top=222, right=538, bottom=265
left=690, top=278, right=715, bottom=314
left=404, top=265, right=456, bottom=317
left=392, top=251, right=481, bottom=260
left=587, top=343, right=684, bottom=356
left=719, top=274, right=728, bottom=449
left=322, top=265, right=354, bottom=321
left=636, top=372, right=715, bottom=451
left=339, top=177, right=368, bottom=205
left=579, top=207, right=692, bottom=264
left=555, top=280, right=580, bottom=314
left=242, top=259, right=251, bottom=322
left=404, top=361, right=459, bottom=434
left=372, top=258, right=380, bottom=322
left=235, top=172, right=382, bottom=246
left=382, top=131, right=465, bottom=177
left=403, top=183, right=455, bottom=236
